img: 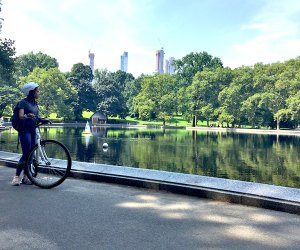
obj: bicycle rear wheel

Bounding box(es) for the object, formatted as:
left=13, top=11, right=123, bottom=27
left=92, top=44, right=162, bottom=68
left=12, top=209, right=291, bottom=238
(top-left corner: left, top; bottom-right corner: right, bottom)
left=26, top=140, right=72, bottom=188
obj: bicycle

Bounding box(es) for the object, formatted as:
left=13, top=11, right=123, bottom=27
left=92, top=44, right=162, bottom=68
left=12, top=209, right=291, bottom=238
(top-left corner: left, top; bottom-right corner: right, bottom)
left=25, top=121, right=72, bottom=188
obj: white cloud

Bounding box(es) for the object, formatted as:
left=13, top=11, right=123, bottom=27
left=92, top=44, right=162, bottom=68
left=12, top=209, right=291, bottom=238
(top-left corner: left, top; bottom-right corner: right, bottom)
left=223, top=0, right=300, bottom=68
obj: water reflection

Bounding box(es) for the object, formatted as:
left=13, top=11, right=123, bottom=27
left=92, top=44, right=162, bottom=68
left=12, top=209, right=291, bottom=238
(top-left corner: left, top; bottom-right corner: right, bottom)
left=0, top=127, right=300, bottom=188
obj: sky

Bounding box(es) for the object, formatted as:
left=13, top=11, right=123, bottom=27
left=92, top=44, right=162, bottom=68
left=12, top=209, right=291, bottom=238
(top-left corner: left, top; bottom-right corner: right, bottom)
left=1, top=0, right=300, bottom=77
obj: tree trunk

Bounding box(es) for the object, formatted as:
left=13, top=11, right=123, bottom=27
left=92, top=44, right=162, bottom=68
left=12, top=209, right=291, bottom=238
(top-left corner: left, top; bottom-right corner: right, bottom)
left=276, top=118, right=280, bottom=130
left=192, top=115, right=197, bottom=127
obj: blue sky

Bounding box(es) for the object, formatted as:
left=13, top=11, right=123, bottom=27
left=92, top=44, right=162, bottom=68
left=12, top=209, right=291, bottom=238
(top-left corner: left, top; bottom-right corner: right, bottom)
left=2, top=0, right=300, bottom=77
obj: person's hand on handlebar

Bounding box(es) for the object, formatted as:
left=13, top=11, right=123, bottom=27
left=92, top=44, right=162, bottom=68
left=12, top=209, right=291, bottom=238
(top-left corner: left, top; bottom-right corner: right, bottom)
left=24, top=113, right=36, bottom=119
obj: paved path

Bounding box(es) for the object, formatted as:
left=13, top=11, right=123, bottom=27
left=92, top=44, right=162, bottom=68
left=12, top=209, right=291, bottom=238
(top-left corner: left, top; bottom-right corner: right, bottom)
left=1, top=166, right=300, bottom=250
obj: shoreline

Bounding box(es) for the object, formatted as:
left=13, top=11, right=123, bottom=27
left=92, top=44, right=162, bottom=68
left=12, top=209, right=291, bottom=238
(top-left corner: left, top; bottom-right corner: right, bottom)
left=2, top=122, right=300, bottom=136
left=186, top=126, right=300, bottom=136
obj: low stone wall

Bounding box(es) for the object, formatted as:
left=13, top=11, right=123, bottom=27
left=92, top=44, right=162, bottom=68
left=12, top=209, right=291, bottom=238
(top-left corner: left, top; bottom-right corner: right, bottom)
left=186, top=126, right=300, bottom=136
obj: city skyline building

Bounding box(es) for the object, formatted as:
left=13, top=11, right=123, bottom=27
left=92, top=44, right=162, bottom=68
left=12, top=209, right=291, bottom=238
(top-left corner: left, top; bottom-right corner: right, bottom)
left=88, top=50, right=95, bottom=73
left=156, top=48, right=164, bottom=74
left=166, top=57, right=175, bottom=74
left=165, top=59, right=169, bottom=74
left=120, top=51, right=128, bottom=72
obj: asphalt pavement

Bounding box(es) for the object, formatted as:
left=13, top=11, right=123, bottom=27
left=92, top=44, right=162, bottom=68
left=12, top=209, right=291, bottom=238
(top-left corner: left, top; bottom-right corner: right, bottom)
left=1, top=165, right=300, bottom=250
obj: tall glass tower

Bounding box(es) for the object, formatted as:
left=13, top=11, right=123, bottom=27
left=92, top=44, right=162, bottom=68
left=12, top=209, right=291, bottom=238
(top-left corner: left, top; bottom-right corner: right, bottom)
left=165, top=57, right=175, bottom=74
left=156, top=48, right=164, bottom=74
left=88, top=50, right=95, bottom=73
left=120, top=52, right=128, bottom=72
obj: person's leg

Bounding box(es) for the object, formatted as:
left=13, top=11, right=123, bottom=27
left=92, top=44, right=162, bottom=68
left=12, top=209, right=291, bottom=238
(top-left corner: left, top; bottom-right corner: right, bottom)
left=23, top=132, right=36, bottom=177
left=12, top=131, right=31, bottom=185
left=16, top=131, right=31, bottom=176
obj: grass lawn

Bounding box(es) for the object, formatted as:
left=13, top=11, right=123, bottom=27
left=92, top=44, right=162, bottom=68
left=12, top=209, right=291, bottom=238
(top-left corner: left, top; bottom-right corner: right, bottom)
left=59, top=111, right=204, bottom=127
left=112, top=116, right=194, bottom=126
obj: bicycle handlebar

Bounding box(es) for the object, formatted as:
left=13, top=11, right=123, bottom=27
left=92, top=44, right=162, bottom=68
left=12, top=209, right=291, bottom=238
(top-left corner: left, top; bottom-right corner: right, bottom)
left=36, top=119, right=52, bottom=127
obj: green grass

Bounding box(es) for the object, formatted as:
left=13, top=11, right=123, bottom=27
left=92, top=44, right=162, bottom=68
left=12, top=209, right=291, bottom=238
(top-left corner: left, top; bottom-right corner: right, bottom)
left=112, top=116, right=193, bottom=126
left=82, top=111, right=94, bottom=119
left=49, top=111, right=203, bottom=127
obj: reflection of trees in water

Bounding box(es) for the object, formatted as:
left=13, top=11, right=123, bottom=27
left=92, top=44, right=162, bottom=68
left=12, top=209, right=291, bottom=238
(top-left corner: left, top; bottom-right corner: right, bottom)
left=125, top=130, right=300, bottom=188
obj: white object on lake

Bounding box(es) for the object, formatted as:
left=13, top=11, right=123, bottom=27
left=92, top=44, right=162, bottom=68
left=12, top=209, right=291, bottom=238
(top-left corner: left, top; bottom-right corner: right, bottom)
left=83, top=121, right=92, bottom=135
left=103, top=142, right=108, bottom=148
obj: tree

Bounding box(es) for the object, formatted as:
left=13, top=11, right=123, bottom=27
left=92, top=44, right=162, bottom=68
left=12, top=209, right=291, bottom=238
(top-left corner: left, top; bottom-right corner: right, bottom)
left=14, top=51, right=59, bottom=79
left=20, top=68, right=77, bottom=120
left=256, top=62, right=290, bottom=129
left=174, top=51, right=223, bottom=86
left=93, top=69, right=127, bottom=118
left=0, top=38, right=18, bottom=116
left=174, top=52, right=223, bottom=126
left=287, top=91, right=300, bottom=127
left=218, top=66, right=254, bottom=127
left=134, top=74, right=177, bottom=125
left=241, top=93, right=265, bottom=128
left=186, top=67, right=233, bottom=127
left=111, top=70, right=135, bottom=90
left=123, top=76, right=142, bottom=117
left=67, top=63, right=97, bottom=121
left=0, top=39, right=15, bottom=82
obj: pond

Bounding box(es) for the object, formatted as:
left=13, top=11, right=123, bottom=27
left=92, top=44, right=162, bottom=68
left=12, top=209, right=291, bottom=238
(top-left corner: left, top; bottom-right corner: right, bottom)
left=1, top=127, right=300, bottom=188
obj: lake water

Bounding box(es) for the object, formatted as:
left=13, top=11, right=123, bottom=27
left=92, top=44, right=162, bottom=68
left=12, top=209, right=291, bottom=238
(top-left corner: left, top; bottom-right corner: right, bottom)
left=1, top=127, right=300, bottom=188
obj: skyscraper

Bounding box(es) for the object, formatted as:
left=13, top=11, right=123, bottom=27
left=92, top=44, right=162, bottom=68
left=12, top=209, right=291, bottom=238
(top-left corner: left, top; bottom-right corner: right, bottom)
left=165, top=57, right=175, bottom=74
left=120, top=52, right=128, bottom=72
left=156, top=48, right=164, bottom=74
left=88, top=50, right=95, bottom=73
left=168, top=57, right=175, bottom=74
left=165, top=59, right=169, bottom=74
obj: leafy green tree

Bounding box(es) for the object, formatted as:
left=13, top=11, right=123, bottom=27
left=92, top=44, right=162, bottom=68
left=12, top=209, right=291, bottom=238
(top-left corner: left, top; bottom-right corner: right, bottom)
left=256, top=62, right=292, bottom=129
left=93, top=69, right=127, bottom=118
left=174, top=51, right=223, bottom=87
left=177, top=86, right=190, bottom=120
left=218, top=66, right=254, bottom=127
left=134, top=74, right=177, bottom=125
left=111, top=70, right=135, bottom=90
left=287, top=91, right=300, bottom=127
left=20, top=68, right=77, bottom=120
left=174, top=52, right=223, bottom=126
left=0, top=38, right=19, bottom=116
left=123, top=76, right=142, bottom=117
left=187, top=67, right=233, bottom=126
left=67, top=63, right=97, bottom=121
left=15, top=51, right=58, bottom=79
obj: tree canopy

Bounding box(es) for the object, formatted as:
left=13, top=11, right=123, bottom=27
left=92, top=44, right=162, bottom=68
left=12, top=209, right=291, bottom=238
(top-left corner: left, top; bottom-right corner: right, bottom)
left=0, top=38, right=19, bottom=116
left=67, top=63, right=96, bottom=120
left=15, top=51, right=59, bottom=79
left=20, top=68, right=77, bottom=120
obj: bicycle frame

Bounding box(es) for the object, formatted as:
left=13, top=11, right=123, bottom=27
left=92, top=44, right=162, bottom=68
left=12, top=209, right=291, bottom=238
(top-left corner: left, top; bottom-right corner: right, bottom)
left=35, top=127, right=51, bottom=166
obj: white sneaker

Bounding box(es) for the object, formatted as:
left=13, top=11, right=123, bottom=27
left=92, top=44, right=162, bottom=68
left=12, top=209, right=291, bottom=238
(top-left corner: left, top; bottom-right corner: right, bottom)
left=11, top=176, right=21, bottom=186
left=21, top=175, right=32, bottom=185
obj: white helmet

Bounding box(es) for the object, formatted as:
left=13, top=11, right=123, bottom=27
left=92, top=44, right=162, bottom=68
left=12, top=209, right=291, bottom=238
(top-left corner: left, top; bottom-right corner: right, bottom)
left=21, top=82, right=39, bottom=96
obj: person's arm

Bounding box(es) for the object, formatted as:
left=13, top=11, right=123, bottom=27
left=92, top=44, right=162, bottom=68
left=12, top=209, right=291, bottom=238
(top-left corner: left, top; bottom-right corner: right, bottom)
left=18, top=109, right=35, bottom=119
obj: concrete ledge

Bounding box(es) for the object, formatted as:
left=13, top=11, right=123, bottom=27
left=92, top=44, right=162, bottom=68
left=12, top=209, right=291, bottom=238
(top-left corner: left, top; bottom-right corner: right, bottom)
left=1, top=150, right=300, bottom=215
left=186, top=126, right=300, bottom=136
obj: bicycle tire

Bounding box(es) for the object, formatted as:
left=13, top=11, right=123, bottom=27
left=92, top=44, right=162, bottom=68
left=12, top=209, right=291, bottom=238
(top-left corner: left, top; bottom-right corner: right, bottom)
left=26, top=140, right=72, bottom=189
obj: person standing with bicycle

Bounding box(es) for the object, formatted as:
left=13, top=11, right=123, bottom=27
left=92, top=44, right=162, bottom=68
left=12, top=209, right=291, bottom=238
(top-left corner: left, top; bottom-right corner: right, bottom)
left=11, top=82, right=43, bottom=186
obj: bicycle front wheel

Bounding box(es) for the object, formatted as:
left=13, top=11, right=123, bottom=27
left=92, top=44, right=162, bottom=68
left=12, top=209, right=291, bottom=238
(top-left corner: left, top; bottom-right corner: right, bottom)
left=26, top=140, right=72, bottom=188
